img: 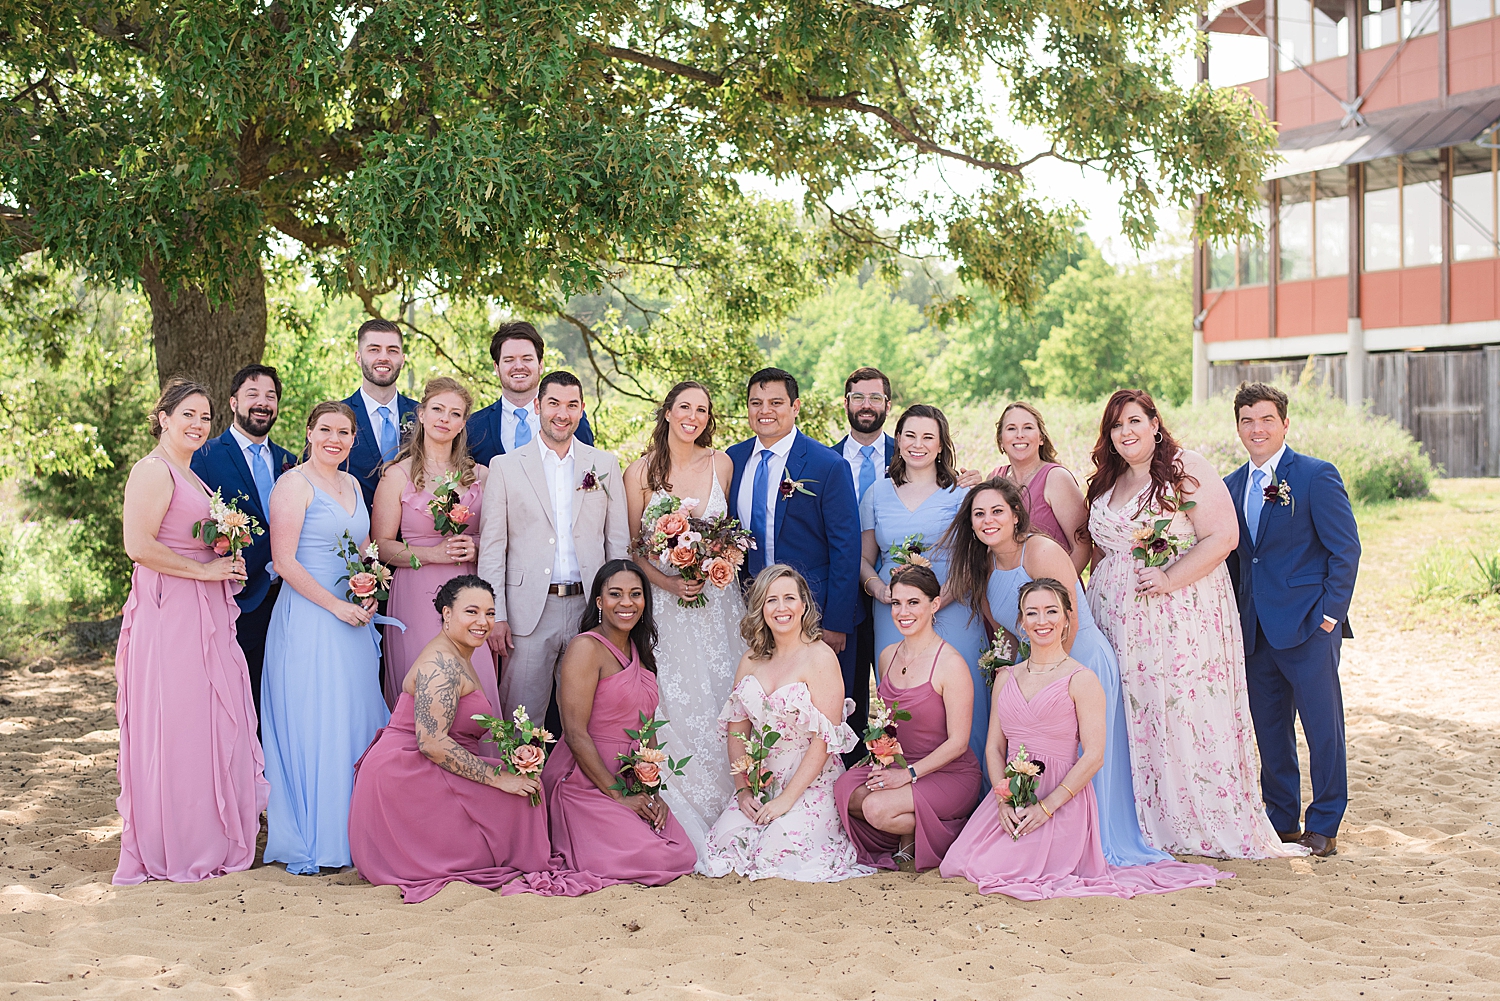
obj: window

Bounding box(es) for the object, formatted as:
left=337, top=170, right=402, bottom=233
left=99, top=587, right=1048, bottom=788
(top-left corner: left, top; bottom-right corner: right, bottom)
left=1280, top=0, right=1348, bottom=69
left=1362, top=0, right=1438, bottom=49
left=1206, top=198, right=1269, bottom=290
left=1278, top=171, right=1349, bottom=280
left=1363, top=153, right=1444, bottom=271
left=1451, top=0, right=1498, bottom=26
left=1453, top=141, right=1499, bottom=261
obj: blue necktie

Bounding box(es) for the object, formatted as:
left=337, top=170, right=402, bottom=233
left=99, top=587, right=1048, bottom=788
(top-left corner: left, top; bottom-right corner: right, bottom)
left=857, top=443, right=877, bottom=501
left=247, top=442, right=274, bottom=517
left=512, top=406, right=532, bottom=450
left=750, top=448, right=772, bottom=573
left=1246, top=468, right=1266, bottom=542
left=376, top=405, right=397, bottom=460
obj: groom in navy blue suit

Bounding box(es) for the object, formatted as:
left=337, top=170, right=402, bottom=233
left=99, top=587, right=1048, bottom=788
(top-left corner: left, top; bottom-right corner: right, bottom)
left=1225, top=382, right=1360, bottom=858
left=191, top=364, right=298, bottom=722
left=340, top=318, right=418, bottom=508
left=729, top=368, right=862, bottom=724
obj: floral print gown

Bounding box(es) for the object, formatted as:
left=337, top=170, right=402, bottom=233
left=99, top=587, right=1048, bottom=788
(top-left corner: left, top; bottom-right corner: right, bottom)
left=1086, top=482, right=1301, bottom=860
left=702, top=677, right=876, bottom=882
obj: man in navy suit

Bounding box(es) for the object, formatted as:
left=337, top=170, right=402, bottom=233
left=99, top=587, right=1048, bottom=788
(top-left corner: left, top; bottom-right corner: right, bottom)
left=190, top=363, right=298, bottom=721
left=1224, top=382, right=1360, bottom=858
left=466, top=320, right=594, bottom=468
left=729, top=367, right=861, bottom=716
left=834, top=366, right=896, bottom=753
left=340, top=318, right=418, bottom=508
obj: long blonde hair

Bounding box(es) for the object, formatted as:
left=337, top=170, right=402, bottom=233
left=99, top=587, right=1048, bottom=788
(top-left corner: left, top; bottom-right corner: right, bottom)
left=391, top=377, right=476, bottom=490
left=739, top=565, right=822, bottom=660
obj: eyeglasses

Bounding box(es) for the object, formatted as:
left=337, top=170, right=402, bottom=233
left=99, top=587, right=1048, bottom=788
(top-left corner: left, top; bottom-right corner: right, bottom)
left=846, top=393, right=888, bottom=406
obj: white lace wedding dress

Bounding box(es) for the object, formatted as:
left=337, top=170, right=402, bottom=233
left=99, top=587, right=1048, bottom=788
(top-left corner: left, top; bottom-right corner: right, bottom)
left=649, top=474, right=746, bottom=869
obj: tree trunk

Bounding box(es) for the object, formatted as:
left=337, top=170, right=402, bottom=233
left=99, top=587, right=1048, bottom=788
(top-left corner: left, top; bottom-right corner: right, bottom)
left=141, top=260, right=268, bottom=434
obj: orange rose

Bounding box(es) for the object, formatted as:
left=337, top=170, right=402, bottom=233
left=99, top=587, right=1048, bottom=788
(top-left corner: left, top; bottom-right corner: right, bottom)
left=212, top=536, right=232, bottom=555
left=704, top=557, right=735, bottom=589
left=447, top=503, right=472, bottom=527
left=657, top=511, right=690, bottom=538
left=668, top=544, right=697, bottom=568
left=510, top=743, right=546, bottom=775
left=867, top=734, right=902, bottom=766
left=348, top=572, right=379, bottom=597
left=633, top=760, right=662, bottom=787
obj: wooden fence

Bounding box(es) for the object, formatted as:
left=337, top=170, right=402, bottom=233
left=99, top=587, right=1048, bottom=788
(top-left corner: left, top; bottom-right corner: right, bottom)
left=1208, top=346, right=1500, bottom=477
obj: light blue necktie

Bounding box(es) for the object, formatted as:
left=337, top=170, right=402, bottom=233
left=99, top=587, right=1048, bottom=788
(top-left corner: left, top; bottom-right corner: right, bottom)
left=512, top=406, right=532, bottom=450
left=1247, top=468, right=1266, bottom=542
left=246, top=442, right=274, bottom=517
left=750, top=448, right=772, bottom=573
left=376, top=404, right=397, bottom=460
left=857, top=443, right=877, bottom=501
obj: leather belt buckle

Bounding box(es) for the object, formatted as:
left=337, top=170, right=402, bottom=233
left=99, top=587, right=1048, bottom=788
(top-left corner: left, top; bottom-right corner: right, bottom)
left=548, top=582, right=583, bottom=597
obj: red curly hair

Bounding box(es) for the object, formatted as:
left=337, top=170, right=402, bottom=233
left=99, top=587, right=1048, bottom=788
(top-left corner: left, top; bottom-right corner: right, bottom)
left=1084, top=389, right=1198, bottom=520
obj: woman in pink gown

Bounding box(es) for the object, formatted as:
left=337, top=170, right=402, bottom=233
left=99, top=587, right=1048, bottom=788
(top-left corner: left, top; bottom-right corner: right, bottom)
left=987, top=402, right=1090, bottom=575
left=941, top=579, right=1226, bottom=899
left=836, top=565, right=981, bottom=871
left=349, top=575, right=551, bottom=902
left=508, top=561, right=697, bottom=895
left=114, top=380, right=268, bottom=884
left=372, top=377, right=495, bottom=712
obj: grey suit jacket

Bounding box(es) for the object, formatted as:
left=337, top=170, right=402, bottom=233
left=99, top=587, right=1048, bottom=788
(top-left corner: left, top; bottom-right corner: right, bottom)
left=477, top=439, right=630, bottom=636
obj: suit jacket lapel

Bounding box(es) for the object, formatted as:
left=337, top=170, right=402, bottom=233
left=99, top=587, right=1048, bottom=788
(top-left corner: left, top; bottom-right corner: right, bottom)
left=1252, top=449, right=1293, bottom=549
left=1227, top=464, right=1251, bottom=551
left=218, top=431, right=267, bottom=520
left=571, top=444, right=594, bottom=529
left=519, top=441, right=557, bottom=531
left=775, top=433, right=809, bottom=551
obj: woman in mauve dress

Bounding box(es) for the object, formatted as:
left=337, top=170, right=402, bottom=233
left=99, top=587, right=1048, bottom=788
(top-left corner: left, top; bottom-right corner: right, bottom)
left=941, top=579, right=1227, bottom=899
left=349, top=575, right=552, bottom=903
left=836, top=564, right=981, bottom=872
left=115, top=379, right=267, bottom=884
left=987, top=402, right=1091, bottom=576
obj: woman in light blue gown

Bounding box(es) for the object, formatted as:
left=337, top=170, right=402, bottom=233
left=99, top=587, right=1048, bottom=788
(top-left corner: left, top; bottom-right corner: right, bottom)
left=261, top=401, right=392, bottom=875
left=858, top=405, right=989, bottom=771
left=942, top=477, right=1169, bottom=868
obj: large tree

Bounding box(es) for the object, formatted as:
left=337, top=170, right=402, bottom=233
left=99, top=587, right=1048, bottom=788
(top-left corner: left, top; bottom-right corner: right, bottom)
left=0, top=1, right=1274, bottom=410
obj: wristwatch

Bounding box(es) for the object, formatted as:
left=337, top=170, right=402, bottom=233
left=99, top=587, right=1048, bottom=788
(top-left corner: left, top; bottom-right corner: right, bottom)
left=907, top=764, right=918, bottom=784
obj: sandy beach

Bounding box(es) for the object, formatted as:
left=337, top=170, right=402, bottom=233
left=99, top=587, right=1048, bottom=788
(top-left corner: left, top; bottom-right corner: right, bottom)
left=3, top=483, right=1499, bottom=999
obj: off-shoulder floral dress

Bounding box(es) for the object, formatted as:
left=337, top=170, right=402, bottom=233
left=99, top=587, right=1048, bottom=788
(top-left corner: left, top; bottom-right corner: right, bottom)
left=702, top=677, right=876, bottom=882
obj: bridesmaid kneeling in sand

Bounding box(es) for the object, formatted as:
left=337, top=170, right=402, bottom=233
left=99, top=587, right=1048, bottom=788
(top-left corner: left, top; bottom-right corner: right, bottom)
left=836, top=565, right=981, bottom=872
left=940, top=579, right=1227, bottom=899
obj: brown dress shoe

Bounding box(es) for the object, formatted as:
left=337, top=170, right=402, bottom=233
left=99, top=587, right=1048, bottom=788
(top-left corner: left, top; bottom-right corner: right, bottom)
left=1297, top=832, right=1337, bottom=857
left=1277, top=829, right=1302, bottom=843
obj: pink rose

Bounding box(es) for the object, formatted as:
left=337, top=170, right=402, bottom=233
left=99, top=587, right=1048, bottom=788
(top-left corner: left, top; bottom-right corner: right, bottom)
left=447, top=503, right=472, bottom=527
left=703, top=557, right=735, bottom=589
left=867, top=734, right=901, bottom=766
left=668, top=544, right=697, bottom=568
left=656, top=511, right=690, bottom=538
left=212, top=536, right=232, bottom=555
left=348, top=572, right=378, bottom=598
left=634, top=760, right=662, bottom=787
left=510, top=743, right=545, bottom=775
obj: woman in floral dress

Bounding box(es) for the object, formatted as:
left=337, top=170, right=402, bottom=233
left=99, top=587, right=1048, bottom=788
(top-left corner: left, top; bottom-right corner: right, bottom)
left=702, top=566, right=875, bottom=882
left=1084, top=390, right=1301, bottom=861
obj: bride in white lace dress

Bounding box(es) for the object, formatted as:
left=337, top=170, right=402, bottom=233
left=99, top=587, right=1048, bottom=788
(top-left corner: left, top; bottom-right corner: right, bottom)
left=624, top=382, right=747, bottom=866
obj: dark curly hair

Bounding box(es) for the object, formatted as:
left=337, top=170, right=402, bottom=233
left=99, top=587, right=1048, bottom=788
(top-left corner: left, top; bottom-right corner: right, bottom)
left=939, top=478, right=1031, bottom=619
left=1084, top=389, right=1198, bottom=521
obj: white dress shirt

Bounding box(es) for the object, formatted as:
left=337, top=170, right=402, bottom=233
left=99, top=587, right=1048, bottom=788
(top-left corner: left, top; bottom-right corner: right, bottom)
left=842, top=434, right=888, bottom=488
left=539, top=439, right=582, bottom=585
left=501, top=394, right=542, bottom=454
left=226, top=424, right=279, bottom=580
left=358, top=387, right=401, bottom=432
left=1243, top=443, right=1286, bottom=525
left=737, top=429, right=799, bottom=566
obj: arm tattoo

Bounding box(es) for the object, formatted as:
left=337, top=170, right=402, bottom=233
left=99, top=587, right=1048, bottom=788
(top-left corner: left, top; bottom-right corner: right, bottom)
left=413, top=653, right=496, bottom=786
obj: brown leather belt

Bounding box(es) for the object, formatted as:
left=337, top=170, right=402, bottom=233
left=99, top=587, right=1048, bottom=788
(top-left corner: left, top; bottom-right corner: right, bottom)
left=547, top=582, right=584, bottom=597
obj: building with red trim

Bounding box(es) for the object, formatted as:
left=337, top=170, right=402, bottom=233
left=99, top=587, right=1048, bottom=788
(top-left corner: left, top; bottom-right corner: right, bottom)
left=1198, top=0, right=1500, bottom=476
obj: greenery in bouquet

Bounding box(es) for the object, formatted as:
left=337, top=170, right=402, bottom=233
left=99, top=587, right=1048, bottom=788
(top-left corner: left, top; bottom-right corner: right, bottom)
left=611, top=712, right=691, bottom=797
left=472, top=704, right=555, bottom=806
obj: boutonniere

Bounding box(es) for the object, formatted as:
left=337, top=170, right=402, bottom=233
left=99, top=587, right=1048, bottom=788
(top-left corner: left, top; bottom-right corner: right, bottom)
left=398, top=412, right=417, bottom=437
left=280, top=458, right=296, bottom=474
left=1263, top=471, right=1294, bottom=513
left=779, top=472, right=816, bottom=499
left=578, top=464, right=609, bottom=496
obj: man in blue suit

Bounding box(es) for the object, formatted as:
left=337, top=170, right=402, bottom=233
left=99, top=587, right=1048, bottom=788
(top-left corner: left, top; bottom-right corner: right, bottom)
left=340, top=318, right=418, bottom=508
left=1224, top=382, right=1360, bottom=858
left=729, top=367, right=862, bottom=717
left=191, top=363, right=298, bottom=722
left=466, top=320, right=594, bottom=468
left=835, top=366, right=896, bottom=755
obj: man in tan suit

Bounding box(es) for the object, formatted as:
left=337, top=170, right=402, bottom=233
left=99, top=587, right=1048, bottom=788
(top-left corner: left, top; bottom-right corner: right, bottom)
left=478, top=370, right=629, bottom=719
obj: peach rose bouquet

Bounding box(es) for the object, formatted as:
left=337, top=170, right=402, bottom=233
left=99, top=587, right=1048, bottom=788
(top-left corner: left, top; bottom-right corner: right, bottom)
left=730, top=719, right=782, bottom=805
left=1001, top=743, right=1047, bottom=838
left=610, top=712, right=691, bottom=797
left=192, top=489, right=263, bottom=558
left=858, top=694, right=912, bottom=769
left=428, top=470, right=473, bottom=537
left=334, top=531, right=394, bottom=602
left=472, top=704, right=556, bottom=805
left=636, top=494, right=755, bottom=608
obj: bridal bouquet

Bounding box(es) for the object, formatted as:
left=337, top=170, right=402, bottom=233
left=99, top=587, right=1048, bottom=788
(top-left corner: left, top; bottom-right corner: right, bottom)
left=638, top=494, right=755, bottom=608
left=192, top=489, right=263, bottom=558
left=885, top=533, right=932, bottom=570
left=859, top=694, right=912, bottom=769
left=428, top=470, right=473, bottom=537
left=611, top=712, right=691, bottom=797
left=472, top=704, right=555, bottom=806
left=730, top=720, right=782, bottom=805
left=978, top=629, right=1030, bottom=689
left=1001, top=743, right=1046, bottom=838
left=334, top=531, right=393, bottom=602
left=1130, top=499, right=1197, bottom=569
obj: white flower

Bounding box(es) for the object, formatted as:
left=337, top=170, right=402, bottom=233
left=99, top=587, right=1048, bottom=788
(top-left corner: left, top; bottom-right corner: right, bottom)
left=512, top=705, right=530, bottom=724
left=364, top=542, right=380, bottom=562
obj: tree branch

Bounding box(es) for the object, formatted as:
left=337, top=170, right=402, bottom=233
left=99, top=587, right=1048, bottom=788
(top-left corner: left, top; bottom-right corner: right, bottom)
left=555, top=310, right=658, bottom=403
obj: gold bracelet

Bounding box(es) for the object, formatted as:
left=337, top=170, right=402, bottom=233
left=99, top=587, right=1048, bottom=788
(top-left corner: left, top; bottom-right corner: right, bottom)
left=1059, top=782, right=1078, bottom=799
left=862, top=576, right=877, bottom=595
left=1039, top=800, right=1054, bottom=818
